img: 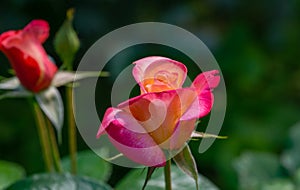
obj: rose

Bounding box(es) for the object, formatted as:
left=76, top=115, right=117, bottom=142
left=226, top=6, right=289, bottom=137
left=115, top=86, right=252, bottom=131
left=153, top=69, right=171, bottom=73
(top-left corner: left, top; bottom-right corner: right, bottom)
left=97, top=56, right=220, bottom=167
left=0, top=20, right=57, bottom=92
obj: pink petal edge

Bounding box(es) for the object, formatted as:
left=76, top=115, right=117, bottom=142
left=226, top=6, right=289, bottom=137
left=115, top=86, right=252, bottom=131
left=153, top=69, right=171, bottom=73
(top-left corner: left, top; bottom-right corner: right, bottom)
left=102, top=117, right=166, bottom=166
left=24, top=20, right=50, bottom=43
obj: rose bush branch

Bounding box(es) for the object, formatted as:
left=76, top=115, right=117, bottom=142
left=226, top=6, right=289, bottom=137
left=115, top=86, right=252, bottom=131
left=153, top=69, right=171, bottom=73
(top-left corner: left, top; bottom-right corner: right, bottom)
left=164, top=160, right=172, bottom=190
left=54, top=8, right=80, bottom=174
left=32, top=100, right=54, bottom=172
left=45, top=118, right=62, bottom=172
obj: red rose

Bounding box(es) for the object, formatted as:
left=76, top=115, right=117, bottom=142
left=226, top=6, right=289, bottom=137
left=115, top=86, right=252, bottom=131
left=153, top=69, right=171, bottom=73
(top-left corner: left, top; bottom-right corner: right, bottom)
left=0, top=20, right=57, bottom=92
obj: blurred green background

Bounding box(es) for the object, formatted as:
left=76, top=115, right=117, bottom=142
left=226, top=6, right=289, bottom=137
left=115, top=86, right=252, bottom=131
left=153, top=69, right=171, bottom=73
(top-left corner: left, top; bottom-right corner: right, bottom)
left=1, top=0, right=300, bottom=189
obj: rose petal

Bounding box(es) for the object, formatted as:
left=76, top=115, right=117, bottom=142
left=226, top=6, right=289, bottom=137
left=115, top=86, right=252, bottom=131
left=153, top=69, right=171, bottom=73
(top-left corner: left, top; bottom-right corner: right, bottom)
left=108, top=134, right=166, bottom=167
left=133, top=56, right=187, bottom=93
left=190, top=70, right=220, bottom=118
left=97, top=107, right=118, bottom=137
left=98, top=109, right=166, bottom=167
left=180, top=89, right=213, bottom=119
left=169, top=119, right=197, bottom=149
left=118, top=88, right=200, bottom=146
left=23, top=20, right=49, bottom=43
left=192, top=70, right=220, bottom=93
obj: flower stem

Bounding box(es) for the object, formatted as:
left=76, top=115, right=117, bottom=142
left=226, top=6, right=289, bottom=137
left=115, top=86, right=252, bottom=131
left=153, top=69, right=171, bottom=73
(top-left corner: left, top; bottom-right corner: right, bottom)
left=46, top=119, right=62, bottom=172
left=164, top=159, right=172, bottom=190
left=66, top=86, right=77, bottom=174
left=32, top=101, right=53, bottom=172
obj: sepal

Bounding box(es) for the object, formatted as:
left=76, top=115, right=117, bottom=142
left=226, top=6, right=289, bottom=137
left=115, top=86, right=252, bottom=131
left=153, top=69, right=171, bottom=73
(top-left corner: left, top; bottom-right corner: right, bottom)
left=173, top=145, right=199, bottom=190
left=35, top=87, right=64, bottom=143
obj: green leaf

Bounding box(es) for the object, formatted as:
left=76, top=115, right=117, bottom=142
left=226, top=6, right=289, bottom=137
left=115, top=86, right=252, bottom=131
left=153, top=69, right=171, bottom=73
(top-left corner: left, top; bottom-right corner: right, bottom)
left=35, top=87, right=64, bottom=143
left=173, top=145, right=198, bottom=190
left=52, top=71, right=109, bottom=88
left=54, top=8, right=80, bottom=69
left=61, top=149, right=112, bottom=181
left=261, top=179, right=295, bottom=190
left=281, top=122, right=300, bottom=174
left=0, top=90, right=31, bottom=100
left=5, top=173, right=112, bottom=190
left=0, top=77, right=32, bottom=100
left=233, top=151, right=281, bottom=190
left=0, top=160, right=25, bottom=189
left=295, top=168, right=300, bottom=188
left=115, top=165, right=219, bottom=190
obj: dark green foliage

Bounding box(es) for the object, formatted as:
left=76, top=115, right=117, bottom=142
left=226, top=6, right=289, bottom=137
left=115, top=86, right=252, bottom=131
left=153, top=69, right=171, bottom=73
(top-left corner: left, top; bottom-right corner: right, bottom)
left=5, top=173, right=112, bottom=190
left=1, top=1, right=300, bottom=189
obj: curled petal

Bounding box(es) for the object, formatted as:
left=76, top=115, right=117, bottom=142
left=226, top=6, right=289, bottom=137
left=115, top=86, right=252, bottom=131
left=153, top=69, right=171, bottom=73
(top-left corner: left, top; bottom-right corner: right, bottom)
left=180, top=89, right=213, bottom=119
left=192, top=70, right=220, bottom=93
left=97, top=109, right=166, bottom=167
left=133, top=56, right=187, bottom=93
left=23, top=20, right=49, bottom=43
left=97, top=107, right=118, bottom=137
left=191, top=70, right=220, bottom=117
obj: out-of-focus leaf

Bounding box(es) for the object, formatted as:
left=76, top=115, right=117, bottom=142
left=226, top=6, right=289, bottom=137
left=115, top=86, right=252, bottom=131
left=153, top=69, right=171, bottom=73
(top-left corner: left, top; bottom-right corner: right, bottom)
left=54, top=8, right=80, bottom=69
left=5, top=173, right=112, bottom=190
left=61, top=149, right=112, bottom=181
left=115, top=165, right=219, bottom=190
left=0, top=90, right=31, bottom=100
left=0, top=77, right=20, bottom=90
left=35, top=87, right=64, bottom=143
left=233, top=151, right=281, bottom=190
left=0, top=77, right=31, bottom=100
left=52, top=71, right=109, bottom=87
left=173, top=145, right=198, bottom=190
left=261, top=179, right=295, bottom=190
left=281, top=122, right=300, bottom=174
left=0, top=160, right=25, bottom=189
left=295, top=168, right=300, bottom=188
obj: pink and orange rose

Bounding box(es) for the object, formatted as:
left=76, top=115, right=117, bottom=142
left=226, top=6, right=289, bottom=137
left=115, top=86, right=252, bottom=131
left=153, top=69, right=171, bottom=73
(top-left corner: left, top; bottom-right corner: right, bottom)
left=97, top=56, right=220, bottom=167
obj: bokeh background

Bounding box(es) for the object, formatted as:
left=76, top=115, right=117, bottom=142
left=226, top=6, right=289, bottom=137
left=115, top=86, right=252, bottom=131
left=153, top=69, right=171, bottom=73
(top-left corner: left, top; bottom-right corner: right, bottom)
left=1, top=0, right=300, bottom=189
